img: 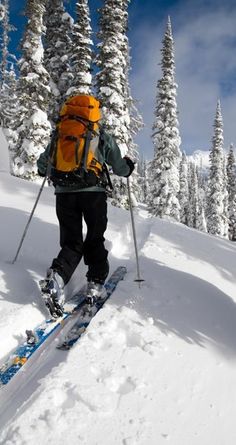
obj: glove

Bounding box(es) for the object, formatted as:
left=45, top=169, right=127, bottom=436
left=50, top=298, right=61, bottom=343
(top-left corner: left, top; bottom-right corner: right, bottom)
left=124, top=156, right=135, bottom=177
left=38, top=169, right=46, bottom=177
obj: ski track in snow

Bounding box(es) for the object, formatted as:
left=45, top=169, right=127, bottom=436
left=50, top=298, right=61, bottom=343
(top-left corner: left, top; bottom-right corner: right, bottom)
left=0, top=305, right=161, bottom=445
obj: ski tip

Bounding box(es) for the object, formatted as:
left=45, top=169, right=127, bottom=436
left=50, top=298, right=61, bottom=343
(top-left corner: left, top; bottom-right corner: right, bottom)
left=111, top=266, right=127, bottom=276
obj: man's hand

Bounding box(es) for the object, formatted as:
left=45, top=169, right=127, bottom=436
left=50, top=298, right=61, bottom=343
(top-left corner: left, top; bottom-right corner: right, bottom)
left=124, top=156, right=135, bottom=177
left=38, top=169, right=46, bottom=177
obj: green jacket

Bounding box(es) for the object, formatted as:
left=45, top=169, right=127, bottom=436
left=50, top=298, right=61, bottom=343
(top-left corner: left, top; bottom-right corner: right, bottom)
left=37, top=129, right=130, bottom=194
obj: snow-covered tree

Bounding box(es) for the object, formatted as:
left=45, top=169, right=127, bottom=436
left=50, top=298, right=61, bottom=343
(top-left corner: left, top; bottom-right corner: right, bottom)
left=188, top=162, right=207, bottom=231
left=0, top=3, right=5, bottom=22
left=226, top=143, right=236, bottom=241
left=0, top=62, right=18, bottom=127
left=0, top=0, right=18, bottom=125
left=222, top=153, right=229, bottom=236
left=0, top=0, right=9, bottom=92
left=0, top=0, right=21, bottom=172
left=196, top=166, right=207, bottom=233
left=13, top=0, right=51, bottom=180
left=179, top=151, right=189, bottom=225
left=110, top=178, right=130, bottom=209
left=207, top=100, right=228, bottom=237
left=148, top=17, right=181, bottom=220
left=95, top=0, right=142, bottom=207
left=196, top=201, right=207, bottom=233
left=66, top=0, right=93, bottom=97
left=142, top=160, right=150, bottom=202
left=95, top=0, right=131, bottom=148
left=44, top=0, right=73, bottom=121
left=1, top=65, right=21, bottom=169
left=137, top=157, right=149, bottom=203
left=188, top=162, right=198, bottom=228
left=124, top=85, right=143, bottom=205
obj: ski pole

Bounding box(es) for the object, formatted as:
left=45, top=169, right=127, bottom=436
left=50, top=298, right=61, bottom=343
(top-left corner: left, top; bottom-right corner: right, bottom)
left=127, top=177, right=144, bottom=287
left=11, top=175, right=47, bottom=264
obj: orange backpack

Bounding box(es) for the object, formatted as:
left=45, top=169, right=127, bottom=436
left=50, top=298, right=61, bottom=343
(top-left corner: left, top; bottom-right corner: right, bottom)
left=50, top=95, right=104, bottom=187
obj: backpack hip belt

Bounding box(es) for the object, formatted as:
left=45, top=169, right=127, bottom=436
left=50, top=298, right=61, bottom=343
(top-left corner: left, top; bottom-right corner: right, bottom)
left=50, top=167, right=108, bottom=189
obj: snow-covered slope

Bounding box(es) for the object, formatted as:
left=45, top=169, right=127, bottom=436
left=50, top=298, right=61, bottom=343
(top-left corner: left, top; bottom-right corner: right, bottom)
left=1, top=163, right=236, bottom=444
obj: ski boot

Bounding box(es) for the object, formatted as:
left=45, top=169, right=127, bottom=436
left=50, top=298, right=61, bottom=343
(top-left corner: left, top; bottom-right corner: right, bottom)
left=86, top=280, right=105, bottom=305
left=39, top=269, right=65, bottom=318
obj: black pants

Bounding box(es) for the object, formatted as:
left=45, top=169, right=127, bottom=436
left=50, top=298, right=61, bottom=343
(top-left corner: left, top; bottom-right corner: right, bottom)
left=51, top=192, right=109, bottom=285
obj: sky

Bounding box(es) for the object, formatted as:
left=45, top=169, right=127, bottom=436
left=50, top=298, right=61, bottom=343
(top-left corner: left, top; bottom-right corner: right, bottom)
left=8, top=0, right=236, bottom=159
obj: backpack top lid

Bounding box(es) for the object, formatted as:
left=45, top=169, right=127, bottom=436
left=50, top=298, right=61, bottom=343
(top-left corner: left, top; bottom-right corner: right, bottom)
left=60, top=94, right=101, bottom=124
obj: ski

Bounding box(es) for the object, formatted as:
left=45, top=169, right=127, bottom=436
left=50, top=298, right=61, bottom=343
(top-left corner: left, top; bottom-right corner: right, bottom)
left=0, top=285, right=87, bottom=388
left=0, top=267, right=127, bottom=388
left=57, top=266, right=127, bottom=350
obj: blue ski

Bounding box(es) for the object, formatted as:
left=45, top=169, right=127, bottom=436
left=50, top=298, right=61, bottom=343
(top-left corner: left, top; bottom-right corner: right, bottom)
left=0, top=267, right=126, bottom=387
left=57, top=266, right=127, bottom=350
left=0, top=286, right=87, bottom=388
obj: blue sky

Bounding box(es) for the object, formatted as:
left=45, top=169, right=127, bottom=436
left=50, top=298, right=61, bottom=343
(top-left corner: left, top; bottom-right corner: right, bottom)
left=8, top=0, right=236, bottom=159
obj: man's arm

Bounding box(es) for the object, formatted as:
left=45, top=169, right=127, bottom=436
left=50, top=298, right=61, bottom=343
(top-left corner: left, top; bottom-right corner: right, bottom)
left=101, top=132, right=135, bottom=177
left=37, top=145, right=51, bottom=177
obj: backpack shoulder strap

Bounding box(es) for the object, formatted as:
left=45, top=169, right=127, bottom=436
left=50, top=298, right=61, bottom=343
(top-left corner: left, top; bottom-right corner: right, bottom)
left=48, top=129, right=59, bottom=166
left=80, top=121, right=94, bottom=173
left=97, top=126, right=113, bottom=190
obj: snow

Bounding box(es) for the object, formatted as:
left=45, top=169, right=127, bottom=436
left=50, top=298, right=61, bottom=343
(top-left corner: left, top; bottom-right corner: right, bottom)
left=188, top=149, right=210, bottom=171
left=0, top=5, right=5, bottom=22
left=31, top=45, right=44, bottom=65
left=1, top=131, right=236, bottom=443
left=30, top=109, right=51, bottom=126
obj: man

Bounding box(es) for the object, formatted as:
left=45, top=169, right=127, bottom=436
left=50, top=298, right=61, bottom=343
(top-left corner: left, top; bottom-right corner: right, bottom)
left=37, top=94, right=134, bottom=317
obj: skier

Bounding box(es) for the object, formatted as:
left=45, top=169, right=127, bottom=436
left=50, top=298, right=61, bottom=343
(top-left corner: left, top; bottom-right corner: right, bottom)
left=37, top=94, right=134, bottom=317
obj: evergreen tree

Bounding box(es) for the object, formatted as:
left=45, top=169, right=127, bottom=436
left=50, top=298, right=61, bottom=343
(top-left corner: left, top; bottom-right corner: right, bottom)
left=148, top=17, right=181, bottom=220
left=186, top=162, right=207, bottom=232
left=207, top=100, right=228, bottom=237
left=179, top=151, right=189, bottom=225
left=143, top=160, right=150, bottom=202
left=188, top=162, right=198, bottom=228
left=95, top=0, right=142, bottom=207
left=13, top=0, right=51, bottom=180
left=222, top=153, right=229, bottom=237
left=196, top=202, right=207, bottom=233
left=95, top=0, right=130, bottom=148
left=44, top=0, right=73, bottom=121
left=0, top=0, right=22, bottom=172
left=0, top=0, right=18, bottom=126
left=125, top=86, right=143, bottom=205
left=0, top=63, right=18, bottom=128
left=137, top=157, right=149, bottom=203
left=0, top=0, right=9, bottom=95
left=0, top=0, right=19, bottom=170
left=123, top=13, right=143, bottom=203
left=196, top=166, right=207, bottom=233
left=66, top=0, right=93, bottom=97
left=226, top=143, right=236, bottom=241
left=0, top=3, right=5, bottom=21
left=1, top=65, right=21, bottom=170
